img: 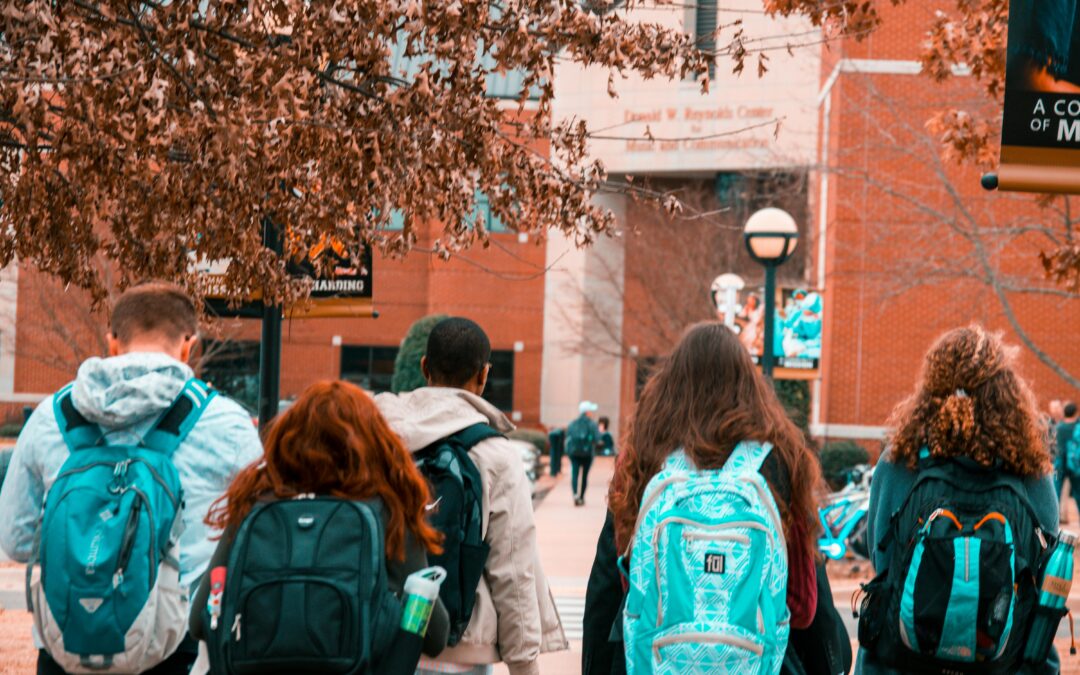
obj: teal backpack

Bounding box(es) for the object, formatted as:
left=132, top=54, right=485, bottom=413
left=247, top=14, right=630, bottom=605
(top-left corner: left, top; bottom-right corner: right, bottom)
left=28, top=379, right=214, bottom=673
left=623, top=442, right=789, bottom=675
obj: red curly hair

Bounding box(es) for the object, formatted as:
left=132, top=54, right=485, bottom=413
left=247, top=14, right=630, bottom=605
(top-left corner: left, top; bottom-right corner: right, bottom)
left=207, top=380, right=442, bottom=560
left=888, top=325, right=1049, bottom=477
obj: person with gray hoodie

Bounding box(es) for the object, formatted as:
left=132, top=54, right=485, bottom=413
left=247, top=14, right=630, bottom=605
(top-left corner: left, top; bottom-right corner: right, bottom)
left=0, top=282, right=262, bottom=674
left=376, top=317, right=566, bottom=675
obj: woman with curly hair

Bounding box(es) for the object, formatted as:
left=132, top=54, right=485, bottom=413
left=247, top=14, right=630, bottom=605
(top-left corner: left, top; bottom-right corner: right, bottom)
left=857, top=326, right=1059, bottom=674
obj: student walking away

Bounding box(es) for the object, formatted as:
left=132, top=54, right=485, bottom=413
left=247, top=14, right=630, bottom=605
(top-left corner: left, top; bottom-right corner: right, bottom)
left=375, top=317, right=567, bottom=675
left=0, top=282, right=262, bottom=675
left=856, top=326, right=1062, bottom=675
left=595, top=322, right=825, bottom=674
left=1060, top=402, right=1080, bottom=518
left=597, top=417, right=616, bottom=457
left=189, top=381, right=450, bottom=674
left=567, top=401, right=600, bottom=506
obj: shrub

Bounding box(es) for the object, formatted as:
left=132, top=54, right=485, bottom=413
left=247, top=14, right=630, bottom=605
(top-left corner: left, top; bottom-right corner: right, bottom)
left=0, top=422, right=23, bottom=438
left=391, top=314, right=448, bottom=394
left=821, top=440, right=871, bottom=490
left=774, top=379, right=810, bottom=437
left=508, top=428, right=548, bottom=456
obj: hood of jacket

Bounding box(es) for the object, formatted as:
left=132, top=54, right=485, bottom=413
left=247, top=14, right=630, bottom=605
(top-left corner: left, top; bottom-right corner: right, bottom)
left=374, top=387, right=515, bottom=452
left=71, top=352, right=194, bottom=429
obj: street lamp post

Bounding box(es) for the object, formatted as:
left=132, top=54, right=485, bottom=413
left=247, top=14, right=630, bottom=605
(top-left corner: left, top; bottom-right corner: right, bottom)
left=742, top=208, right=799, bottom=378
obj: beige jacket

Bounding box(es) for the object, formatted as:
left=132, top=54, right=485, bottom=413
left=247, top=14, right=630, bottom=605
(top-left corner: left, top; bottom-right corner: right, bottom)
left=375, top=387, right=568, bottom=675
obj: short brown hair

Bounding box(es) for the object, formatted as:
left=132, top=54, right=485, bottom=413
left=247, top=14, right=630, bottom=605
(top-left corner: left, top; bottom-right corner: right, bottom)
left=110, top=282, right=197, bottom=345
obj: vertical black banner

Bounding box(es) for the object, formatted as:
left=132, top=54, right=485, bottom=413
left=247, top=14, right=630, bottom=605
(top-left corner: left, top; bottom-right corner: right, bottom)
left=998, top=0, right=1080, bottom=193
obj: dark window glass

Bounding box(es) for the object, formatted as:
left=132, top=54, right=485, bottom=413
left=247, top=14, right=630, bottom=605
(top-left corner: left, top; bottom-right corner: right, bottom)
left=695, top=0, right=718, bottom=80
left=341, top=345, right=400, bottom=394
left=200, top=340, right=260, bottom=414
left=635, top=356, right=660, bottom=401
left=483, top=350, right=515, bottom=412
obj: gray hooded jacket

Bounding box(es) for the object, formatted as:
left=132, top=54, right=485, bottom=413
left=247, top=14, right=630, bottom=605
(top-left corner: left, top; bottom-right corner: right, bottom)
left=0, top=352, right=263, bottom=591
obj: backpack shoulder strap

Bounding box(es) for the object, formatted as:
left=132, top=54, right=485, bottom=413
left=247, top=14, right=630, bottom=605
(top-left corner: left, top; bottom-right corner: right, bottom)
left=142, top=378, right=218, bottom=456
left=721, top=441, right=774, bottom=476
left=52, top=383, right=104, bottom=452
left=448, top=422, right=503, bottom=452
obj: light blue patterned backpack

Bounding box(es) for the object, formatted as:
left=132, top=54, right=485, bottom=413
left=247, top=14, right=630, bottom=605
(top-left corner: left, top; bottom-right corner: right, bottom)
left=623, top=441, right=789, bottom=675
left=28, top=379, right=214, bottom=673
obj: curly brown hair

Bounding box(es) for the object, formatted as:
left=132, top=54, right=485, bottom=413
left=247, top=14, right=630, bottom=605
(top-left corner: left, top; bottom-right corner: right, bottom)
left=887, top=325, right=1049, bottom=477
left=609, top=322, right=823, bottom=560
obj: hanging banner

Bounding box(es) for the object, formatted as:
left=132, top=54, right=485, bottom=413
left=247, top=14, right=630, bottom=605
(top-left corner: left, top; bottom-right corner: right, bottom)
left=997, top=0, right=1080, bottom=193
left=198, top=244, right=374, bottom=319
left=716, top=282, right=823, bottom=380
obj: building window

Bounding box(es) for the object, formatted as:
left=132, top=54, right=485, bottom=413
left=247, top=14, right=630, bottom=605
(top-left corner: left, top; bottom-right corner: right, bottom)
left=695, top=0, right=718, bottom=80
left=200, top=340, right=260, bottom=414
left=484, top=350, right=515, bottom=412
left=341, top=345, right=400, bottom=394
left=635, top=356, right=660, bottom=401
left=469, top=191, right=511, bottom=233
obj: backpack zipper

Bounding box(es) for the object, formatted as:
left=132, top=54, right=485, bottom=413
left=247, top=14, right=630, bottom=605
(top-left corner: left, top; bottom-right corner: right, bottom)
left=652, top=631, right=764, bottom=663
left=57, top=458, right=178, bottom=504
left=231, top=613, right=242, bottom=641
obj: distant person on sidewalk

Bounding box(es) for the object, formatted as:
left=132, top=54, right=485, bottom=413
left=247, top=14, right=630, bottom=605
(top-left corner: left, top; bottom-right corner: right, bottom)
left=0, top=281, right=262, bottom=675
left=566, top=401, right=600, bottom=506
left=597, top=416, right=615, bottom=456
left=597, top=323, right=828, bottom=673
left=1059, top=401, right=1080, bottom=520
left=375, top=317, right=566, bottom=675
left=857, top=326, right=1059, bottom=674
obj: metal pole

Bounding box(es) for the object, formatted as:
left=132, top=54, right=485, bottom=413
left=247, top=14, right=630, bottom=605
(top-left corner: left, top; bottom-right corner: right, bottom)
left=258, top=217, right=282, bottom=431
left=762, top=264, right=776, bottom=378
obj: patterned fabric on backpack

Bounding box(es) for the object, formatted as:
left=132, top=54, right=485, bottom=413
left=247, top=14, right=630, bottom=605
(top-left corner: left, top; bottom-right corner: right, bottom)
left=623, top=442, right=789, bottom=675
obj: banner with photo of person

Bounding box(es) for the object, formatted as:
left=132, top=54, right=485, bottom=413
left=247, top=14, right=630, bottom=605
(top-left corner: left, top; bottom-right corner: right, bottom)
left=713, top=278, right=822, bottom=378
left=997, top=0, right=1080, bottom=193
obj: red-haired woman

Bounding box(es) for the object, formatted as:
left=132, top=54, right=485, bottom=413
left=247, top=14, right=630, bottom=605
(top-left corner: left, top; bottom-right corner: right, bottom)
left=189, top=380, right=449, bottom=666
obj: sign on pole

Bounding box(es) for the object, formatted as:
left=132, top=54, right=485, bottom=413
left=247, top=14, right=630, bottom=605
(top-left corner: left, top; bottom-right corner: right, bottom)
left=996, top=0, right=1080, bottom=193
left=198, top=244, right=375, bottom=319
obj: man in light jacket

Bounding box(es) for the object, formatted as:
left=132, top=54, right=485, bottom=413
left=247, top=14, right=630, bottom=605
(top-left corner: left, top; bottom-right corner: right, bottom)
left=0, top=282, right=262, bottom=674
left=376, top=317, right=566, bottom=675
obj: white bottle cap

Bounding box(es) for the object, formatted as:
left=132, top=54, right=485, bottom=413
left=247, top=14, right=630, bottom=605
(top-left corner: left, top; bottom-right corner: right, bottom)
left=404, top=566, right=447, bottom=601
left=1060, top=530, right=1077, bottom=547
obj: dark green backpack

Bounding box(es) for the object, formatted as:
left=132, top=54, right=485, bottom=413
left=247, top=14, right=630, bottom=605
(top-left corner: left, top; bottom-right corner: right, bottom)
left=566, top=416, right=597, bottom=459
left=414, top=423, right=502, bottom=645
left=206, top=498, right=401, bottom=675
left=857, top=456, right=1050, bottom=674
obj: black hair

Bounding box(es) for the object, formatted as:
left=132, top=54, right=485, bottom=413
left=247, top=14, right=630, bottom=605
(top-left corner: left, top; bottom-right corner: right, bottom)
left=598, top=416, right=610, bottom=430
left=1066, top=402, right=1078, bottom=419
left=425, top=317, right=491, bottom=387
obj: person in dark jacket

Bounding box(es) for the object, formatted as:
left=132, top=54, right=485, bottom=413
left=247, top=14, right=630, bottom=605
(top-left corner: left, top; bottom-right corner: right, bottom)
left=189, top=381, right=450, bottom=664
left=857, top=326, right=1059, bottom=674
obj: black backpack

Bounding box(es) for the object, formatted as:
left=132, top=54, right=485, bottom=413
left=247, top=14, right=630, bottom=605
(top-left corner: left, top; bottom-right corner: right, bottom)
left=566, top=416, right=597, bottom=459
left=857, top=456, right=1051, bottom=674
left=205, top=498, right=402, bottom=675
left=414, top=423, right=503, bottom=645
